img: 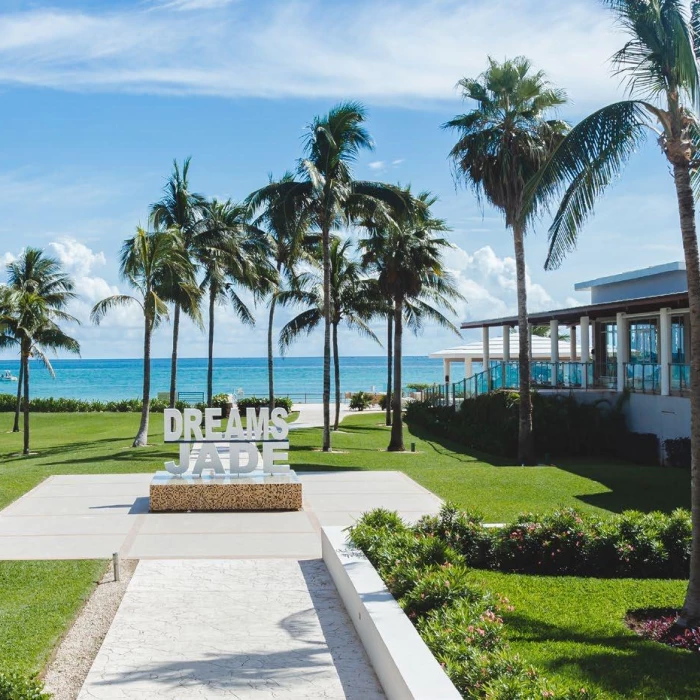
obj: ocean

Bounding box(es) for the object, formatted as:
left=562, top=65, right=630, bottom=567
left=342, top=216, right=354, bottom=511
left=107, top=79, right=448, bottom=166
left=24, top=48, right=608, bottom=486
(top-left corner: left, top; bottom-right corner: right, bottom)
left=0, top=356, right=447, bottom=402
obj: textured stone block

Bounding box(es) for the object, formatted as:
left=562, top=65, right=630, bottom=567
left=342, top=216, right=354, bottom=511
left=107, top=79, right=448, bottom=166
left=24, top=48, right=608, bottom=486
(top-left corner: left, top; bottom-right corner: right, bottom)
left=149, top=471, right=302, bottom=512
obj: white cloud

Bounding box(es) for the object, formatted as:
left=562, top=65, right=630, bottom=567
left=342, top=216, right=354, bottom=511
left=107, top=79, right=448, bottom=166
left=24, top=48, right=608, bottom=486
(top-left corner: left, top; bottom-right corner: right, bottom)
left=48, top=238, right=106, bottom=276
left=0, top=1, right=624, bottom=106
left=368, top=161, right=385, bottom=171
left=153, top=0, right=238, bottom=10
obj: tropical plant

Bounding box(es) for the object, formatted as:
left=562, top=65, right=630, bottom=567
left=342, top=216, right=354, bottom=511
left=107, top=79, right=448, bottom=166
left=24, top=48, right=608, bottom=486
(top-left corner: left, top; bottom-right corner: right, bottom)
left=444, top=56, right=569, bottom=465
left=361, top=190, right=462, bottom=451
left=524, top=0, right=700, bottom=628
left=247, top=101, right=408, bottom=451
left=91, top=228, right=199, bottom=447
left=195, top=198, right=273, bottom=406
left=149, top=157, right=206, bottom=407
left=0, top=249, right=80, bottom=454
left=278, top=237, right=381, bottom=430
left=249, top=173, right=314, bottom=412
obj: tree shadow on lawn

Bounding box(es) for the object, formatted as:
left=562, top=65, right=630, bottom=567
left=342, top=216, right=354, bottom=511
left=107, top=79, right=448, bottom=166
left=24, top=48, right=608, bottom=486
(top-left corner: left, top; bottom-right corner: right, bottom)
left=504, top=611, right=700, bottom=698
left=555, top=459, right=690, bottom=514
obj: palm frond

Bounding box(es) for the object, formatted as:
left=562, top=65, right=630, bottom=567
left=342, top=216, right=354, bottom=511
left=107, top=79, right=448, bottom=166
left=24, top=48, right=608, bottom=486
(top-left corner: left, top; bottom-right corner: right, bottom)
left=90, top=295, right=139, bottom=325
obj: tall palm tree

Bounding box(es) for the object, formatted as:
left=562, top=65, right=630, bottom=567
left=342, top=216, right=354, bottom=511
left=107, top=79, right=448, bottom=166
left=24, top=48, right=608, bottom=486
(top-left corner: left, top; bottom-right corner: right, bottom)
left=524, top=0, right=700, bottom=627
left=0, top=249, right=80, bottom=454
left=92, top=228, right=199, bottom=447
left=278, top=237, right=381, bottom=429
left=196, top=199, right=273, bottom=406
left=250, top=173, right=314, bottom=412
left=444, top=56, right=569, bottom=466
left=361, top=191, right=462, bottom=451
left=247, top=102, right=408, bottom=451
left=150, top=157, right=206, bottom=407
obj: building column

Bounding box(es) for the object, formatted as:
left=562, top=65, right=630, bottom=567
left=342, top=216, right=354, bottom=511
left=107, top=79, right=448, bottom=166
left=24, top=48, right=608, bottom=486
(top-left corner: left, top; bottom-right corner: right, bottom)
left=616, top=312, right=628, bottom=393
left=502, top=325, right=511, bottom=389
left=528, top=323, right=533, bottom=362
left=550, top=320, right=559, bottom=386
left=580, top=316, right=590, bottom=388
left=659, top=307, right=671, bottom=396
left=464, top=357, right=472, bottom=380
left=482, top=326, right=491, bottom=391
left=570, top=325, right=577, bottom=361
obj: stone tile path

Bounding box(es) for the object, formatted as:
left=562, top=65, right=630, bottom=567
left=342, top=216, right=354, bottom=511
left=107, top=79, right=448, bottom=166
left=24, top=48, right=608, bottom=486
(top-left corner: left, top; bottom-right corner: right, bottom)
left=0, top=471, right=441, bottom=559
left=77, top=559, right=384, bottom=699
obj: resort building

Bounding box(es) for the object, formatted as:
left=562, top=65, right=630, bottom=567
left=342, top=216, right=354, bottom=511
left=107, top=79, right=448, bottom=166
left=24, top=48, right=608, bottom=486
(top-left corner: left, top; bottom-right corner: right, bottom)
left=432, top=262, right=691, bottom=444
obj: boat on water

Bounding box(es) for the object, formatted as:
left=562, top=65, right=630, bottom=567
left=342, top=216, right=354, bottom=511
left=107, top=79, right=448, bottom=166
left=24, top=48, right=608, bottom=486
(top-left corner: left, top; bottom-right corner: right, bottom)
left=0, top=370, right=17, bottom=382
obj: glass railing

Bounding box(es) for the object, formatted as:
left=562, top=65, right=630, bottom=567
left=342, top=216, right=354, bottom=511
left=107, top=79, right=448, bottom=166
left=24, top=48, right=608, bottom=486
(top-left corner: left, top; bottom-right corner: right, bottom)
left=670, top=364, right=691, bottom=395
left=624, top=362, right=660, bottom=394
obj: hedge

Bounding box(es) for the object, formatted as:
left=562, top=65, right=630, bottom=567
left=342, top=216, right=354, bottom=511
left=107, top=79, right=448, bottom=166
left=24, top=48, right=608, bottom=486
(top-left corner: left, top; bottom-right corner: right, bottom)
left=236, top=396, right=293, bottom=414
left=404, top=391, right=660, bottom=463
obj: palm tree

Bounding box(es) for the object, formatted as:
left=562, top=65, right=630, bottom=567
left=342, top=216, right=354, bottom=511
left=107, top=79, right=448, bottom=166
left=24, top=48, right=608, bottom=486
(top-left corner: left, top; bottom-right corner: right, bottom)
left=250, top=173, right=313, bottom=412
left=444, top=56, right=569, bottom=466
left=247, top=102, right=408, bottom=451
left=150, top=157, right=206, bottom=407
left=0, top=249, right=80, bottom=454
left=524, top=0, right=700, bottom=627
left=92, top=228, right=199, bottom=447
left=196, top=199, right=273, bottom=406
left=278, top=237, right=381, bottom=429
left=361, top=191, right=462, bottom=451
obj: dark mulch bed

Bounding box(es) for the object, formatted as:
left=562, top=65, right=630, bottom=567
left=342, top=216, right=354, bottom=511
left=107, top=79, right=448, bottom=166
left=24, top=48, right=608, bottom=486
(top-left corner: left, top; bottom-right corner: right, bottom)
left=626, top=608, right=700, bottom=653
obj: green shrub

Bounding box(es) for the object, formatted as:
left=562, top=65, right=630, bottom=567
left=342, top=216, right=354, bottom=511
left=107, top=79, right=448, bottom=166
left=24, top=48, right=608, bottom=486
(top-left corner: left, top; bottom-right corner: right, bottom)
left=349, top=391, right=373, bottom=411
left=0, top=672, right=50, bottom=700
left=377, top=393, right=388, bottom=410
left=236, top=396, right=293, bottom=414
left=406, top=382, right=431, bottom=391
left=149, top=398, right=168, bottom=413
left=664, top=437, right=691, bottom=468
left=400, top=564, right=476, bottom=619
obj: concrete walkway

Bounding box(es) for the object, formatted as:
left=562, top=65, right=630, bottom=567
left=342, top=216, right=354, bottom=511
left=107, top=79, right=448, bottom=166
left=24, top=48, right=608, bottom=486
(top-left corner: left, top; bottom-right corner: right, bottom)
left=77, top=559, right=384, bottom=699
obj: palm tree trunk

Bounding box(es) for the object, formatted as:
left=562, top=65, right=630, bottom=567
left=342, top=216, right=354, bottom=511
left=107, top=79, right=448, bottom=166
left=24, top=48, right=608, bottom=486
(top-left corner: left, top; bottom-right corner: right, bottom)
left=386, top=313, right=393, bottom=427
left=388, top=298, right=404, bottom=451
left=267, top=292, right=277, bottom=413
left=333, top=321, right=341, bottom=430
left=169, top=302, right=180, bottom=409
left=207, top=287, right=216, bottom=408
left=13, top=360, right=23, bottom=433
left=513, top=222, right=534, bottom=465
left=322, top=225, right=332, bottom=451
left=22, top=346, right=29, bottom=455
left=134, top=315, right=152, bottom=447
left=674, top=162, right=700, bottom=627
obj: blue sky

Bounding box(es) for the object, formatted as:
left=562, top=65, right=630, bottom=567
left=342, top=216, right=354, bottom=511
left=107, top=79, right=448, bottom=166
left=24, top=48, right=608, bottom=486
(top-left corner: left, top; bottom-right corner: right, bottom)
left=0, top=0, right=686, bottom=359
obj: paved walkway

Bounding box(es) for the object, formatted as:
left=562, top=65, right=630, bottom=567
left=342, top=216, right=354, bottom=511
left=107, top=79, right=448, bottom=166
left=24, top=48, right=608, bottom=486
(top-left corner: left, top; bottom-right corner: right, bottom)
left=77, top=559, right=384, bottom=699
left=290, top=403, right=363, bottom=429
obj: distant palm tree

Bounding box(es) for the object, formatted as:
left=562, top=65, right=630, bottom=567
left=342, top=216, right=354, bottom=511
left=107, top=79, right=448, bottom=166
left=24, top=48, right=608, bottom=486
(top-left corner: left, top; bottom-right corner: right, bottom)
left=0, top=249, right=80, bottom=454
left=196, top=199, right=273, bottom=406
left=444, top=56, right=569, bottom=465
left=92, top=228, right=199, bottom=447
left=247, top=102, right=408, bottom=451
left=279, top=237, right=381, bottom=430
left=249, top=173, right=314, bottom=412
left=361, top=191, right=462, bottom=451
left=524, top=0, right=700, bottom=628
left=150, top=157, right=206, bottom=407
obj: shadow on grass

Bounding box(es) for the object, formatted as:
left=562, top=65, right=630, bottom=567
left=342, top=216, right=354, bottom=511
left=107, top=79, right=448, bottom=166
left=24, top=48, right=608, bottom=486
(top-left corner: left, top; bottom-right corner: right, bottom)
left=505, top=611, right=700, bottom=697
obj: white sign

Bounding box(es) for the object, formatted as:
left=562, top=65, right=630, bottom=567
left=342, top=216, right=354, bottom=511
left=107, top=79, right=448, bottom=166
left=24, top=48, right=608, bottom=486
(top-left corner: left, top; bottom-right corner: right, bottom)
left=163, top=407, right=290, bottom=476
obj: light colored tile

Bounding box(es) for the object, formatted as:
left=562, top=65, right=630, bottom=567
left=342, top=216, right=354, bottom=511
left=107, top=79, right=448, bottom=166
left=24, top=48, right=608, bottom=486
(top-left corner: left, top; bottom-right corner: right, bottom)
left=30, top=484, right=149, bottom=498
left=304, top=493, right=442, bottom=512
left=50, top=474, right=153, bottom=485
left=0, top=534, right=126, bottom=559
left=2, top=496, right=141, bottom=517
left=0, top=515, right=133, bottom=536
left=137, top=511, right=316, bottom=535
left=127, top=533, right=321, bottom=559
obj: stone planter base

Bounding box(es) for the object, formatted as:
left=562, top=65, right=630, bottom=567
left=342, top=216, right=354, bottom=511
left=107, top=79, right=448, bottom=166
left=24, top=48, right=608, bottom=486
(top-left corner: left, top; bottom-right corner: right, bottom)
left=149, top=471, right=302, bottom=512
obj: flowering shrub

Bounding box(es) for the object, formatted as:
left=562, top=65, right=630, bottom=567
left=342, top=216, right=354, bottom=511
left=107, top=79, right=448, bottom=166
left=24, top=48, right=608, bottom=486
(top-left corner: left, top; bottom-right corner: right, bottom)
left=349, top=510, right=599, bottom=699
left=628, top=609, right=700, bottom=653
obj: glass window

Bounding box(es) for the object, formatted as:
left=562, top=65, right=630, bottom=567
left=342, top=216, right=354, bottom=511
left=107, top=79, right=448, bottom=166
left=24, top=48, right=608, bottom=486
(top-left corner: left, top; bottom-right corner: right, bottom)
left=671, top=315, right=686, bottom=364
left=629, top=319, right=658, bottom=364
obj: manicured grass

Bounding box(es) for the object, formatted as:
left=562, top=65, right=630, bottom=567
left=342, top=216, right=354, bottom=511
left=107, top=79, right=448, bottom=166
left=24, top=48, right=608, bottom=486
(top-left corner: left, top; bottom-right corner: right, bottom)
left=0, top=411, right=690, bottom=518
left=466, top=570, right=698, bottom=699
left=0, top=560, right=105, bottom=674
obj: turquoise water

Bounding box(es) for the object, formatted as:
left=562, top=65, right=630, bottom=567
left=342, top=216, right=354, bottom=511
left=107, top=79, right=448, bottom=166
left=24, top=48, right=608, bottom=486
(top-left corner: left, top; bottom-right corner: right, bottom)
left=0, top=356, right=445, bottom=401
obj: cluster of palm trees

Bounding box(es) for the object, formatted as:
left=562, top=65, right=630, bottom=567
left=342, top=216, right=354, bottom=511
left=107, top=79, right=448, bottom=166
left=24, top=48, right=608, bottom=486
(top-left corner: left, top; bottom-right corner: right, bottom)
left=92, top=103, right=462, bottom=452
left=0, top=249, right=80, bottom=455
left=444, top=0, right=700, bottom=629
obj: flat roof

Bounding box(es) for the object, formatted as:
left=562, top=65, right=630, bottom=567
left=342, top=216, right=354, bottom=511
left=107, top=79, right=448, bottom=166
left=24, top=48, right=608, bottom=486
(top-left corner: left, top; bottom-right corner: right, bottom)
left=460, top=291, right=689, bottom=330
left=574, top=261, right=685, bottom=291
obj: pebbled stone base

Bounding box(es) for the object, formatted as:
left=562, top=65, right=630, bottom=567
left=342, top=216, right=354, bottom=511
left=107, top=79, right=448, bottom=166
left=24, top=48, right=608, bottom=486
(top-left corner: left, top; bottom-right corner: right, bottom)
left=149, top=471, right=303, bottom=512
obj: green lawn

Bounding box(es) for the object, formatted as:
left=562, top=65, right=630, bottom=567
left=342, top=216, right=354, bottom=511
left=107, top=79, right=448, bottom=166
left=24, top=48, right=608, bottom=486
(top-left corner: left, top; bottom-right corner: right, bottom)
left=0, top=410, right=694, bottom=696
left=466, top=570, right=697, bottom=700
left=0, top=560, right=105, bottom=674
left=0, top=411, right=689, bottom=518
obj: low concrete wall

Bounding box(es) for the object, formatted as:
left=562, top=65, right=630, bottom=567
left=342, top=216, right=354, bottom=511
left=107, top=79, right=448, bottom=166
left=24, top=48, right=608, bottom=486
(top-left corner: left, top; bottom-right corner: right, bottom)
left=322, top=527, right=461, bottom=700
